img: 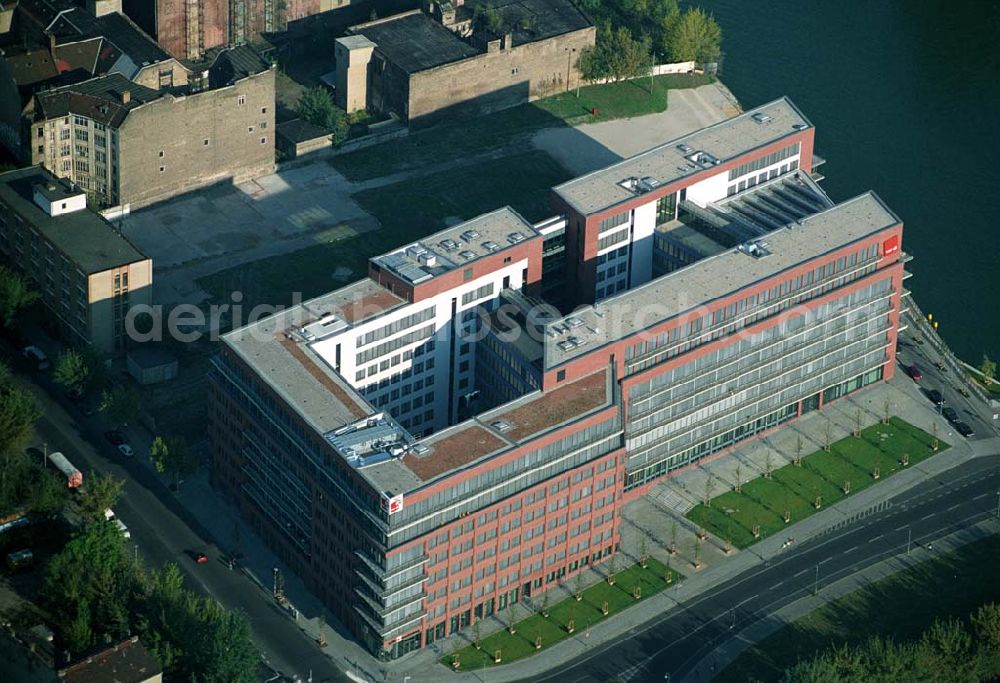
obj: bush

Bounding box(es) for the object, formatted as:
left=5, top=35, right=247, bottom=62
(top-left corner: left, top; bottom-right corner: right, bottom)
left=297, top=87, right=349, bottom=146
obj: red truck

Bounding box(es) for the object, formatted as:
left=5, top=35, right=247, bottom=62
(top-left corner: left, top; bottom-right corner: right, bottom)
left=48, top=451, right=83, bottom=488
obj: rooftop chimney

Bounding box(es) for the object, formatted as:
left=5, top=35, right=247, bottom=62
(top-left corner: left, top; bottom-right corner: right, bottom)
left=120, top=89, right=130, bottom=104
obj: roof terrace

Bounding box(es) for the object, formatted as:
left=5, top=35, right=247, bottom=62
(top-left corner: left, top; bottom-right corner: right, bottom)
left=552, top=97, right=812, bottom=216
left=371, top=207, right=541, bottom=285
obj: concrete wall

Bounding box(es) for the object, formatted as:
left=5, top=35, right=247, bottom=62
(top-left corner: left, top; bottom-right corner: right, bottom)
left=88, top=259, right=153, bottom=354
left=402, top=25, right=595, bottom=126
left=118, top=68, right=275, bottom=208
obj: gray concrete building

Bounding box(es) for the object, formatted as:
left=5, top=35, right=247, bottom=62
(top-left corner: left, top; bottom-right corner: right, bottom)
left=27, top=45, right=274, bottom=210
left=0, top=166, right=152, bottom=354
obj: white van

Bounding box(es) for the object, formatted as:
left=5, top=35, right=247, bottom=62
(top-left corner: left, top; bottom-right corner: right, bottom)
left=103, top=508, right=131, bottom=539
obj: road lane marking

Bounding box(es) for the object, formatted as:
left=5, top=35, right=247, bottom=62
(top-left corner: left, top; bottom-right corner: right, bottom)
left=973, top=493, right=988, bottom=501
left=844, top=546, right=858, bottom=554
left=920, top=513, right=934, bottom=521
left=947, top=503, right=961, bottom=512
left=869, top=534, right=884, bottom=542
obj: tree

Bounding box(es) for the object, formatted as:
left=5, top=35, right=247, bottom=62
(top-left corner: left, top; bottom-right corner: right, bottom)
left=764, top=451, right=773, bottom=479
left=703, top=474, right=715, bottom=506
left=579, top=27, right=650, bottom=82
left=665, top=7, right=721, bottom=64
left=101, top=385, right=140, bottom=427
left=54, top=349, right=90, bottom=391
left=25, top=465, right=67, bottom=517
left=41, top=521, right=136, bottom=647
left=734, top=462, right=742, bottom=493
left=472, top=618, right=482, bottom=649
left=472, top=4, right=504, bottom=35
left=506, top=602, right=519, bottom=634
left=77, top=472, right=125, bottom=524
left=150, top=436, right=199, bottom=486
left=971, top=603, right=1000, bottom=678
left=0, top=265, right=39, bottom=327
left=794, top=433, right=804, bottom=466
left=981, top=354, right=997, bottom=386
left=297, top=87, right=349, bottom=146
left=0, top=380, right=41, bottom=456
left=823, top=420, right=833, bottom=452
left=64, top=599, right=94, bottom=655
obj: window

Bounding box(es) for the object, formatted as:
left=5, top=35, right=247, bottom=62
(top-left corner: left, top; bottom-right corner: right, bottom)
left=159, top=166, right=165, bottom=173
left=237, top=95, right=246, bottom=105
left=204, top=138, right=210, bottom=146
left=261, top=106, right=267, bottom=114
left=74, top=130, right=88, bottom=142
left=463, top=268, right=473, bottom=281
left=556, top=370, right=566, bottom=382
left=260, top=137, right=267, bottom=144
left=60, top=129, right=70, bottom=140
left=158, top=150, right=164, bottom=158
left=248, top=126, right=254, bottom=133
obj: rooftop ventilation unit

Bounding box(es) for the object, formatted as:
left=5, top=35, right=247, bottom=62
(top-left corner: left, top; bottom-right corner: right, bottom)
left=557, top=339, right=576, bottom=351
left=739, top=240, right=773, bottom=259
left=677, top=143, right=694, bottom=154
left=491, top=420, right=513, bottom=433
left=410, top=444, right=431, bottom=456
left=461, top=229, right=481, bottom=241
left=752, top=112, right=773, bottom=124
left=418, top=253, right=437, bottom=267
left=406, top=245, right=428, bottom=258
left=483, top=241, right=501, bottom=252
left=637, top=176, right=659, bottom=192
left=507, top=232, right=525, bottom=244
left=458, top=250, right=476, bottom=260
left=565, top=316, right=585, bottom=328
left=440, top=239, right=460, bottom=251
left=792, top=123, right=808, bottom=130
left=568, top=335, right=586, bottom=347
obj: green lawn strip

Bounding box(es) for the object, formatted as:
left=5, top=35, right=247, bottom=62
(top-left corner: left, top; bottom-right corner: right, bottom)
left=716, top=534, right=1000, bottom=682
left=687, top=418, right=943, bottom=546
left=329, top=74, right=714, bottom=182
left=686, top=504, right=757, bottom=549
left=442, top=558, right=680, bottom=670
left=535, top=73, right=714, bottom=123
left=771, top=466, right=845, bottom=511
left=802, top=449, right=871, bottom=496
left=197, top=150, right=572, bottom=310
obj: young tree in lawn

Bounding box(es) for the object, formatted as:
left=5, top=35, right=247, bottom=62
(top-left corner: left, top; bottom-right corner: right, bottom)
left=0, top=265, right=39, bottom=327
left=734, top=462, right=742, bottom=493
left=506, top=602, right=519, bottom=634
left=764, top=450, right=773, bottom=479
left=472, top=618, right=482, bottom=649
left=823, top=420, right=834, bottom=452
left=669, top=520, right=678, bottom=554
left=574, top=571, right=585, bottom=601
left=703, top=474, right=715, bottom=506
left=794, top=433, right=804, bottom=466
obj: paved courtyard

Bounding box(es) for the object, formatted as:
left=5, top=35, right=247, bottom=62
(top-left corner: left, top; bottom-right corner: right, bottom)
left=122, top=82, right=738, bottom=306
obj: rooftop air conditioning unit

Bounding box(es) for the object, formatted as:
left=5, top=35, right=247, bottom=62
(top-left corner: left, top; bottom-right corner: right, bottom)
left=418, top=253, right=437, bottom=267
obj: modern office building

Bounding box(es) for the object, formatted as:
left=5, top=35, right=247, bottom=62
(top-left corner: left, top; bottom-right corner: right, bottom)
left=209, top=97, right=910, bottom=659
left=0, top=166, right=152, bottom=354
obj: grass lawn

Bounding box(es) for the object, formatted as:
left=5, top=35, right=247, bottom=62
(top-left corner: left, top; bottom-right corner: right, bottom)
left=717, top=534, right=1000, bottom=682
left=329, top=74, right=714, bottom=182
left=197, top=150, right=572, bottom=309
left=536, top=73, right=715, bottom=123
left=686, top=417, right=948, bottom=548
left=442, top=558, right=682, bottom=670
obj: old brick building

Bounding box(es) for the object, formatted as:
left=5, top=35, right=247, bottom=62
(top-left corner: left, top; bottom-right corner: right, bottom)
left=27, top=45, right=274, bottom=210
left=337, top=0, right=595, bottom=126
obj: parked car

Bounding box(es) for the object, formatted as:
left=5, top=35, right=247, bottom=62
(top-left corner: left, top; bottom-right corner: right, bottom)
left=926, top=389, right=943, bottom=405
left=908, top=365, right=923, bottom=381
left=955, top=422, right=974, bottom=438
left=104, top=430, right=126, bottom=446
left=193, top=552, right=209, bottom=564
left=104, top=509, right=131, bottom=539
left=942, top=406, right=959, bottom=423
left=117, top=444, right=134, bottom=458
left=22, top=346, right=49, bottom=371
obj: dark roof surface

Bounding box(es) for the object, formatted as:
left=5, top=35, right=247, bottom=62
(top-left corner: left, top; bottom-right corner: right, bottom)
left=0, top=167, right=148, bottom=274
left=353, top=11, right=479, bottom=74
left=37, top=72, right=161, bottom=125
left=208, top=44, right=271, bottom=87
left=60, top=637, right=162, bottom=683
left=277, top=117, right=330, bottom=142
left=460, top=0, right=592, bottom=45
left=5, top=48, right=60, bottom=85
left=49, top=9, right=171, bottom=67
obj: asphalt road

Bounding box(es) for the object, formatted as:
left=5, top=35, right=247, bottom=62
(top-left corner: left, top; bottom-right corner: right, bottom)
left=8, top=357, right=348, bottom=683
left=522, top=455, right=1000, bottom=683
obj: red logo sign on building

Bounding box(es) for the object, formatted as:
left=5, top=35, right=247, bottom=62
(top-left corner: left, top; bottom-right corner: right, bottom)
left=381, top=494, right=404, bottom=515
left=882, top=235, right=899, bottom=258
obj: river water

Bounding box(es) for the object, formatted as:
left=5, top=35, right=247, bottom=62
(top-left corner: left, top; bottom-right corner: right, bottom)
left=694, top=0, right=1000, bottom=362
